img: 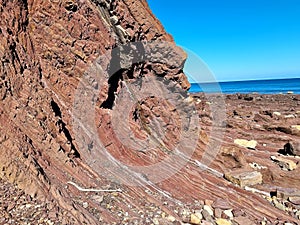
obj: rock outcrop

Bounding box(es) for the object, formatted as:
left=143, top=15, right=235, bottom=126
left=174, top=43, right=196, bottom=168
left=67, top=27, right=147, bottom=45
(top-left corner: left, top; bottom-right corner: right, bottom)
left=1, top=1, right=300, bottom=224
left=0, top=0, right=190, bottom=223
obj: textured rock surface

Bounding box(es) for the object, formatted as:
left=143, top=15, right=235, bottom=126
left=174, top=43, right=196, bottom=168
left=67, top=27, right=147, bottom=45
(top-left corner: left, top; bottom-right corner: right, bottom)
left=224, top=170, right=263, bottom=187
left=0, top=0, right=300, bottom=224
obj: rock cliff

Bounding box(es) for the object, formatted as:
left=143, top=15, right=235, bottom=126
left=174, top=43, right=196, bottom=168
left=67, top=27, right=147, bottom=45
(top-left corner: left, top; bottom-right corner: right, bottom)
left=1, top=0, right=300, bottom=224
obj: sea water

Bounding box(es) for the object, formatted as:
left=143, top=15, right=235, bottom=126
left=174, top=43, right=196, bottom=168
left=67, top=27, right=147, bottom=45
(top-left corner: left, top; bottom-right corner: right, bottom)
left=189, top=78, right=300, bottom=94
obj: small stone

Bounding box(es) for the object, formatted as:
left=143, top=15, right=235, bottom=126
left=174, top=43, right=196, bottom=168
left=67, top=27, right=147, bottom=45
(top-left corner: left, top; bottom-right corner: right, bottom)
left=110, top=16, right=119, bottom=25
left=82, top=202, right=88, bottom=209
left=223, top=209, right=233, bottom=219
left=166, top=215, right=176, bottom=222
left=291, top=125, right=300, bottom=131
left=273, top=112, right=281, bottom=116
left=216, top=218, right=232, bottom=225
left=203, top=205, right=214, bottom=216
left=205, top=199, right=214, bottom=206
left=234, top=139, right=257, bottom=149
left=92, top=195, right=104, bottom=203
left=214, top=208, right=222, bottom=218
left=190, top=214, right=201, bottom=225
left=295, top=211, right=300, bottom=219
left=284, top=114, right=295, bottom=118
left=201, top=209, right=215, bottom=224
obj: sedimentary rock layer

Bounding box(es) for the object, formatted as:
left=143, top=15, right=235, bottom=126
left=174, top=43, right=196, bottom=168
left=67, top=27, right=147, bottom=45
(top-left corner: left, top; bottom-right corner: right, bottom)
left=1, top=0, right=300, bottom=224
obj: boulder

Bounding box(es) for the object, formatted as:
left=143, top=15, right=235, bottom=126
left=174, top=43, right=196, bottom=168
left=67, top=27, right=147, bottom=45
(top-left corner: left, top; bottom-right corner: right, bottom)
left=224, top=169, right=263, bottom=187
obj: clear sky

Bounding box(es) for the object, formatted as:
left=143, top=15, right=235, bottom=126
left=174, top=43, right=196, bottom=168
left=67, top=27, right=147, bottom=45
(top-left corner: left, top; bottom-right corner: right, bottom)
left=147, top=0, right=300, bottom=82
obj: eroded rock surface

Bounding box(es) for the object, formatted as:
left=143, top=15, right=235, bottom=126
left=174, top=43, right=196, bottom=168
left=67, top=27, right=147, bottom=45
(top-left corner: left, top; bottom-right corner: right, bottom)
left=0, top=0, right=300, bottom=224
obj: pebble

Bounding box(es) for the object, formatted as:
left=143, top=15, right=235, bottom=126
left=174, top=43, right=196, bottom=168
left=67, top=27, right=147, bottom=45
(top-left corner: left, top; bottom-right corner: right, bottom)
left=223, top=209, right=233, bottom=219
left=214, top=208, right=222, bottom=218
left=92, top=195, right=104, bottom=203
left=205, top=199, right=214, bottom=206
left=203, top=205, right=214, bottom=216
left=167, top=215, right=176, bottom=222
left=82, top=202, right=89, bottom=209
left=296, top=211, right=300, bottom=219
left=190, top=213, right=201, bottom=225
left=201, top=209, right=215, bottom=224
left=273, top=112, right=281, bottom=116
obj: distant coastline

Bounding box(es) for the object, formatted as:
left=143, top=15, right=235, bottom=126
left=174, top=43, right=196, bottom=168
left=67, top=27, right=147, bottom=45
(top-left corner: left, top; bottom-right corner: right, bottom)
left=189, top=78, right=300, bottom=94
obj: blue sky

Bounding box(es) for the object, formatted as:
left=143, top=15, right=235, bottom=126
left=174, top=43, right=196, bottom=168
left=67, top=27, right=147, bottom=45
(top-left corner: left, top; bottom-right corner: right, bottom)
left=147, top=0, right=300, bottom=82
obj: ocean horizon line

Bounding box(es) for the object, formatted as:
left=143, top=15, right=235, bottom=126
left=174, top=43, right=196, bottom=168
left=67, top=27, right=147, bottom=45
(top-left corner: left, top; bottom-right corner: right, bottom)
left=189, top=77, right=300, bottom=94
left=190, top=77, right=300, bottom=84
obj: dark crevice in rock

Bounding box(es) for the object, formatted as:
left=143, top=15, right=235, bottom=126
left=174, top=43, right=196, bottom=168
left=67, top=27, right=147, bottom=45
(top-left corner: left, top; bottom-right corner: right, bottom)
left=100, top=69, right=124, bottom=109
left=31, top=157, right=51, bottom=185
left=65, top=2, right=78, bottom=12
left=50, top=100, right=80, bottom=158
left=21, top=0, right=29, bottom=29
left=50, top=100, right=62, bottom=118
left=9, top=42, right=24, bottom=75
left=59, top=119, right=80, bottom=159
left=100, top=46, right=124, bottom=109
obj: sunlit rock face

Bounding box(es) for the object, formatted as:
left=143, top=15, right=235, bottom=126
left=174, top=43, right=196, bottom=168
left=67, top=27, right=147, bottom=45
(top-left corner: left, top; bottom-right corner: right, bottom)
left=0, top=0, right=300, bottom=224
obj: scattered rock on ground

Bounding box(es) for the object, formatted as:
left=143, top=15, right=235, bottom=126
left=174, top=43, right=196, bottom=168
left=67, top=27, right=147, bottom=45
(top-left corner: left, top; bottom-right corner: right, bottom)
left=270, top=155, right=298, bottom=171
left=190, top=213, right=201, bottom=225
left=224, top=169, right=263, bottom=187
left=234, top=139, right=258, bottom=149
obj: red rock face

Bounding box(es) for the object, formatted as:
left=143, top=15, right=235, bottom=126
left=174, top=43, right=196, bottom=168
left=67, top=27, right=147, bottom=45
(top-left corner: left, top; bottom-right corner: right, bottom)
left=0, top=0, right=189, bottom=223
left=1, top=0, right=300, bottom=224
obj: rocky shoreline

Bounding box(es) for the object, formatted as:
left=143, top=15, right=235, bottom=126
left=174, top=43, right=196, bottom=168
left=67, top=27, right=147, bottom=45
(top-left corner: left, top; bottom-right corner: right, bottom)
left=1, top=93, right=299, bottom=225
left=0, top=0, right=299, bottom=224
